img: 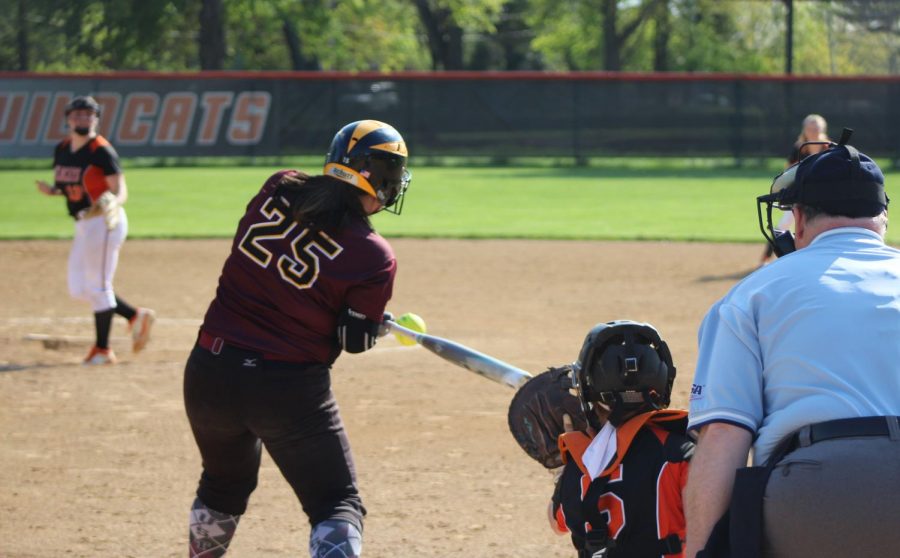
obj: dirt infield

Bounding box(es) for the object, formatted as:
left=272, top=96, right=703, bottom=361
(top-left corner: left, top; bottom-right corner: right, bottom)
left=0, top=238, right=758, bottom=557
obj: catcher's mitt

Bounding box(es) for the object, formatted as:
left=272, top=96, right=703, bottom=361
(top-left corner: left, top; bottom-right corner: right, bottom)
left=87, top=191, right=120, bottom=231
left=508, top=365, right=589, bottom=469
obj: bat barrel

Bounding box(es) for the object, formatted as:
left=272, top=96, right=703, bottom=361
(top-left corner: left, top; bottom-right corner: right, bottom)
left=421, top=336, right=532, bottom=389
left=386, top=320, right=532, bottom=389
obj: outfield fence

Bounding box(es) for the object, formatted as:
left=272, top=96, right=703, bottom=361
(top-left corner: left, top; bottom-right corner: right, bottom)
left=2, top=71, right=899, bottom=162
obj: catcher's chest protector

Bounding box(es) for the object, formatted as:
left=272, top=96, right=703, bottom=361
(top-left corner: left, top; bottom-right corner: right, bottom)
left=553, top=411, right=692, bottom=557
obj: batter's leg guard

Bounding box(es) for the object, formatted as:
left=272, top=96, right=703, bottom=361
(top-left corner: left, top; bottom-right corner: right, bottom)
left=309, top=519, right=363, bottom=558
left=189, top=497, right=241, bottom=558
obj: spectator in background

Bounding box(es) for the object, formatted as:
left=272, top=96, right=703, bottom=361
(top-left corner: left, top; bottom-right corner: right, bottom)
left=788, top=114, right=831, bottom=165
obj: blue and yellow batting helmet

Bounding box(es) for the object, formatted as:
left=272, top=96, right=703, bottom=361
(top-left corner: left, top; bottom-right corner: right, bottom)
left=324, top=120, right=411, bottom=214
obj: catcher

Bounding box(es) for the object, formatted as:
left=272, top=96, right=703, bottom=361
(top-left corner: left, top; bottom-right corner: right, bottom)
left=508, top=320, right=693, bottom=558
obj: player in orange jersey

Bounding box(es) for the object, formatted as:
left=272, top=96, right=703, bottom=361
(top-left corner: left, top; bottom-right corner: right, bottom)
left=35, top=95, right=154, bottom=364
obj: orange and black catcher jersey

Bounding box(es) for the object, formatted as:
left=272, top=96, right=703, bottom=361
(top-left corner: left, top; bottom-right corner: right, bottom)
left=552, top=410, right=693, bottom=558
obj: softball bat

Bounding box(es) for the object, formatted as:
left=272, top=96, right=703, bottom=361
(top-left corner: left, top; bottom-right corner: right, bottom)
left=386, top=318, right=533, bottom=389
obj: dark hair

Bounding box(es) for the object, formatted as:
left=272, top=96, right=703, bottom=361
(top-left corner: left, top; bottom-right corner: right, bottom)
left=275, top=173, right=370, bottom=232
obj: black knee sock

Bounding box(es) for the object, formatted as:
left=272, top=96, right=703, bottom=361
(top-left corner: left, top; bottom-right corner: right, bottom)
left=94, top=309, right=115, bottom=349
left=114, top=296, right=137, bottom=322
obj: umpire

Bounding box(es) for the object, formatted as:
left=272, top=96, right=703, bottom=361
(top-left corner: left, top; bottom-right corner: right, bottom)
left=684, top=133, right=900, bottom=557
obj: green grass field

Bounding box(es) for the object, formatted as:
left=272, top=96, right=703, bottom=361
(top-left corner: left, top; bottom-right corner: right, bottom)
left=3, top=163, right=898, bottom=243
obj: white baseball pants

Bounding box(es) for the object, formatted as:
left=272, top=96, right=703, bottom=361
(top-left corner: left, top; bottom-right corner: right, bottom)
left=67, top=208, right=127, bottom=312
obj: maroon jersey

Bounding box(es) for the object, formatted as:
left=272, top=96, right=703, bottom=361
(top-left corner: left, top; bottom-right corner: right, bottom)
left=202, top=170, right=397, bottom=364
left=53, top=135, right=122, bottom=218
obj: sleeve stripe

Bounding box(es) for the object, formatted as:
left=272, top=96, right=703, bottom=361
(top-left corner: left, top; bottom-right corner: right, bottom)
left=687, top=415, right=757, bottom=436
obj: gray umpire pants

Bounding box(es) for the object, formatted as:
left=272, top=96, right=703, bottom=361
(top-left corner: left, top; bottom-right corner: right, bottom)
left=762, top=429, right=900, bottom=558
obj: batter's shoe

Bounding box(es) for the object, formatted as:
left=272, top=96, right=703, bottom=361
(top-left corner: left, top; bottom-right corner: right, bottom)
left=130, top=307, right=156, bottom=353
left=84, top=346, right=117, bottom=365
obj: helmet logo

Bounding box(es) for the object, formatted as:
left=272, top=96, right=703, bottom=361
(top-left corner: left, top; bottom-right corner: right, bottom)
left=329, top=166, right=355, bottom=181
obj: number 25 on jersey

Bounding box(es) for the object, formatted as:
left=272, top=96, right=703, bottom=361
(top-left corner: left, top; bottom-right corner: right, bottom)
left=238, top=196, right=343, bottom=289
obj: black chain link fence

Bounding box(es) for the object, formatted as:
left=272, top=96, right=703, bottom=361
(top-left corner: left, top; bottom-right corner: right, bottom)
left=2, top=72, right=898, bottom=162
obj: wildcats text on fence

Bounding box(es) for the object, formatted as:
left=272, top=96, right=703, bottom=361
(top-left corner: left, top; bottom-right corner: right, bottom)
left=0, top=86, right=272, bottom=158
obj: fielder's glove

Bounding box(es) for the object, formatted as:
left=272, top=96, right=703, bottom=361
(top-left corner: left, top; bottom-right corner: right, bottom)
left=507, top=365, right=589, bottom=469
left=89, top=191, right=120, bottom=231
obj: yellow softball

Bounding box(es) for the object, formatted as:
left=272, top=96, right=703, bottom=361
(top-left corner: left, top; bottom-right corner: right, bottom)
left=394, top=312, right=426, bottom=346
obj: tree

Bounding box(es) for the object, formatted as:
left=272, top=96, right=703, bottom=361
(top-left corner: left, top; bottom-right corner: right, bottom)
left=664, top=0, right=779, bottom=73
left=275, top=0, right=327, bottom=71
left=828, top=0, right=899, bottom=73
left=411, top=0, right=506, bottom=70
left=415, top=0, right=464, bottom=69
left=527, top=0, right=664, bottom=71
left=492, top=0, right=542, bottom=70
left=0, top=0, right=198, bottom=71
left=831, top=0, right=900, bottom=34
left=653, top=0, right=671, bottom=71
left=0, top=0, right=896, bottom=74
left=16, top=0, right=28, bottom=70
left=199, top=0, right=226, bottom=70
left=527, top=0, right=603, bottom=70
left=602, top=0, right=661, bottom=71
left=281, top=17, right=319, bottom=71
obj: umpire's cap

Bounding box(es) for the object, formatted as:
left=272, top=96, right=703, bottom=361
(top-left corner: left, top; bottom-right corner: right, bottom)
left=65, top=95, right=101, bottom=117
left=771, top=142, right=888, bottom=218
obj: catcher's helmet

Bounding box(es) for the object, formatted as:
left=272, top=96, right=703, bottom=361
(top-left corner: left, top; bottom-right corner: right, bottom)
left=574, top=320, right=675, bottom=416
left=757, top=128, right=888, bottom=257
left=324, top=120, right=411, bottom=214
left=65, top=95, right=101, bottom=117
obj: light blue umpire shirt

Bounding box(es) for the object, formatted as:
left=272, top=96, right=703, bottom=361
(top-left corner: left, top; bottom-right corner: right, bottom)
left=688, top=227, right=900, bottom=464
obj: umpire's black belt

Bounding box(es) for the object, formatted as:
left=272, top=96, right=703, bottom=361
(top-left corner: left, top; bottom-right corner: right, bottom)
left=783, top=415, right=900, bottom=455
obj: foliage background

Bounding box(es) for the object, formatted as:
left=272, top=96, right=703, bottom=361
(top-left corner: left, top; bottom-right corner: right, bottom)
left=2, top=1, right=897, bottom=74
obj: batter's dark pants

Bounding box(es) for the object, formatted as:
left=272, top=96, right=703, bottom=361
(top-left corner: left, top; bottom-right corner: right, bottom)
left=183, top=342, right=365, bottom=530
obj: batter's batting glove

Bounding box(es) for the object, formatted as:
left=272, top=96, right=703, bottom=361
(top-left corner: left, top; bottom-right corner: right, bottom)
left=337, top=308, right=381, bottom=353
left=377, top=312, right=394, bottom=337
